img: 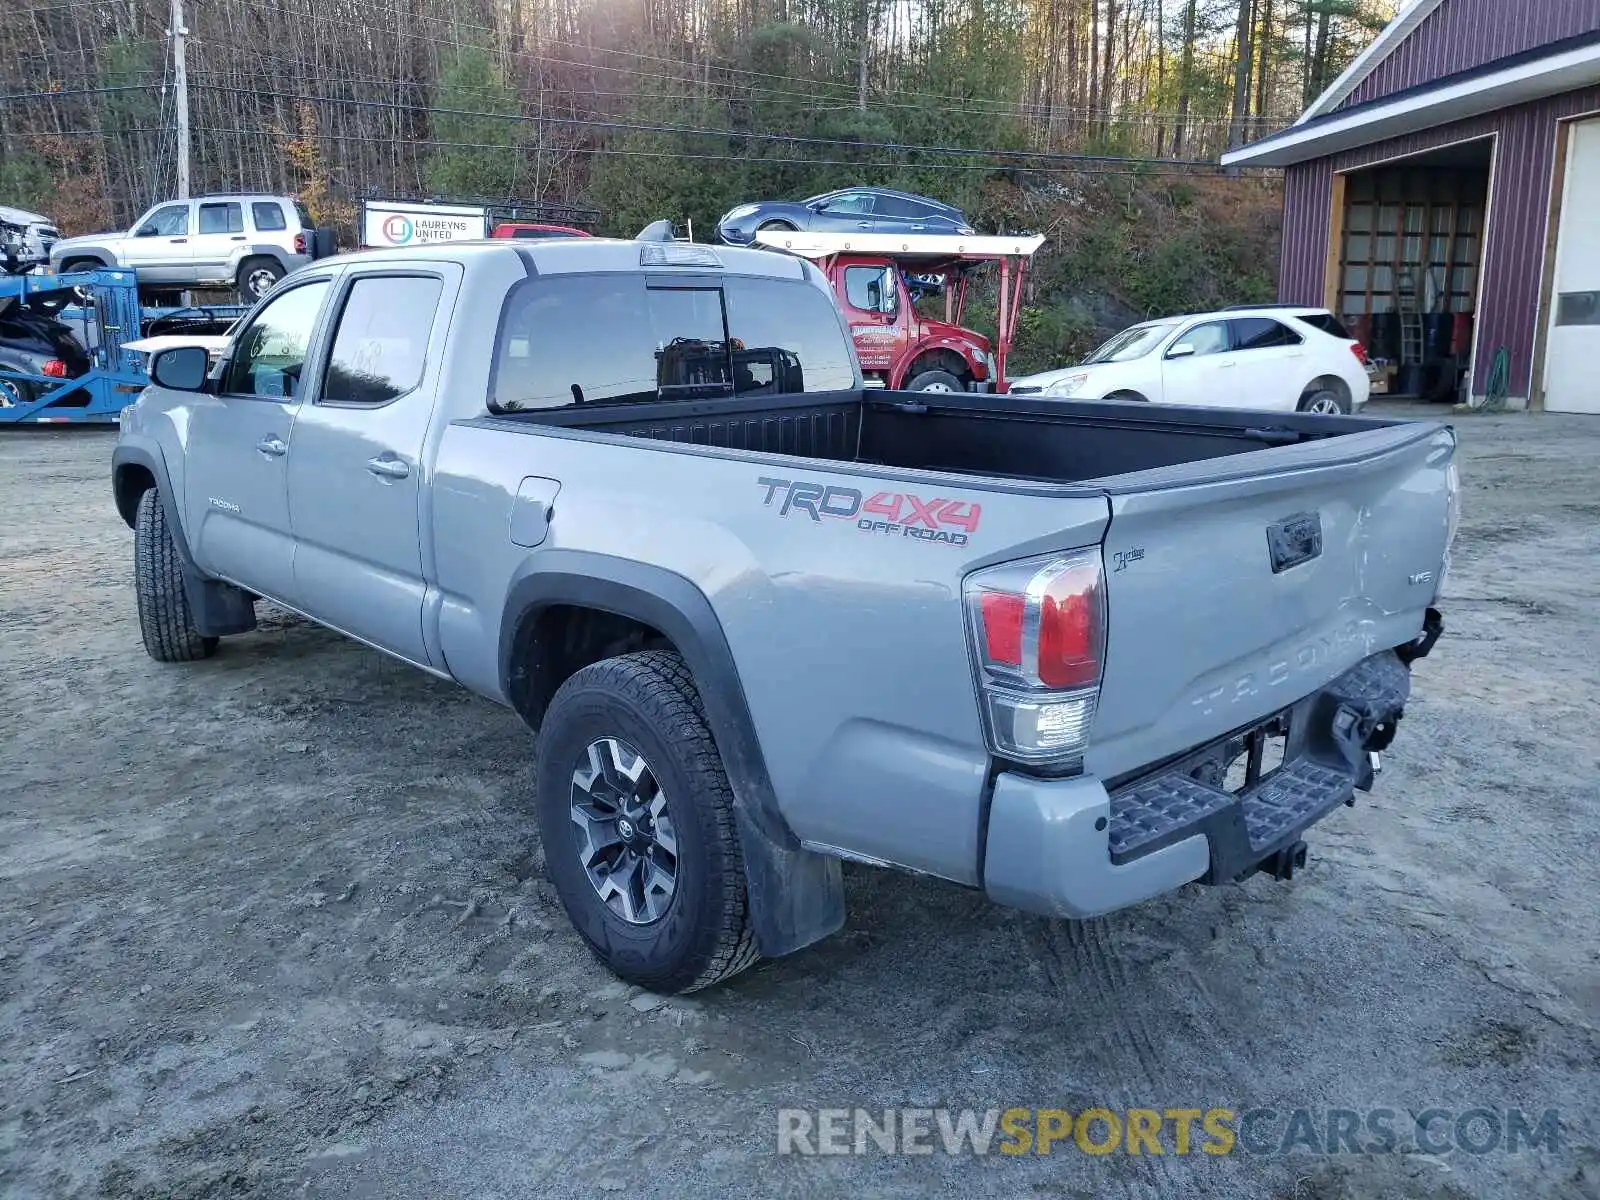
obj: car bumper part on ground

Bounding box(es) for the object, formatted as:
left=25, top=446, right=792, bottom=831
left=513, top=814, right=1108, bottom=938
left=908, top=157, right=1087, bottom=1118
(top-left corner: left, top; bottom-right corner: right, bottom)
left=982, top=625, right=1439, bottom=919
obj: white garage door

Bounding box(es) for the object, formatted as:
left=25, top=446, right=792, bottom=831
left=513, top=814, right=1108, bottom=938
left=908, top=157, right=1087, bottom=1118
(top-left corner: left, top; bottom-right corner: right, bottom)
left=1545, top=119, right=1600, bottom=414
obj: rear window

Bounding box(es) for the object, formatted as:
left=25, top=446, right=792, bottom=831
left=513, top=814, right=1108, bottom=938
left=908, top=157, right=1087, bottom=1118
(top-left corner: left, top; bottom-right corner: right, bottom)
left=489, top=274, right=855, bottom=413
left=1294, top=311, right=1353, bottom=339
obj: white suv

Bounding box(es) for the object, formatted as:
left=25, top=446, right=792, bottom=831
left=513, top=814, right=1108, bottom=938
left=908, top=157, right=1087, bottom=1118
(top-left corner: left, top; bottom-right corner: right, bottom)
left=1010, top=306, right=1370, bottom=414
left=48, top=194, right=327, bottom=300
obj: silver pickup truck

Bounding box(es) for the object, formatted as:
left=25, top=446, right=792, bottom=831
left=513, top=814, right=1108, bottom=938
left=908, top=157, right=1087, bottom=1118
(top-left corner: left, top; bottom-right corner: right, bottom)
left=111, top=237, right=1456, bottom=993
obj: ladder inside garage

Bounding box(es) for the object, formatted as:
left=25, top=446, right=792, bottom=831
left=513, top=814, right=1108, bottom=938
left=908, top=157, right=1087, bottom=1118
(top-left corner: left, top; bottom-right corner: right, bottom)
left=1397, top=269, right=1424, bottom=366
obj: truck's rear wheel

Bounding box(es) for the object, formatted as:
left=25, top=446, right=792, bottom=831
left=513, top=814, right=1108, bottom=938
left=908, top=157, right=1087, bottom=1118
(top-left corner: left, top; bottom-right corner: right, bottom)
left=134, top=489, right=218, bottom=663
left=906, top=368, right=965, bottom=393
left=534, top=650, right=759, bottom=994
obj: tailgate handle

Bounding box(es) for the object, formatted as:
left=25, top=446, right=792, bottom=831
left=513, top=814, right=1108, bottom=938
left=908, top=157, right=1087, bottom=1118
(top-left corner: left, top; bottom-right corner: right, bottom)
left=1267, top=511, right=1323, bottom=574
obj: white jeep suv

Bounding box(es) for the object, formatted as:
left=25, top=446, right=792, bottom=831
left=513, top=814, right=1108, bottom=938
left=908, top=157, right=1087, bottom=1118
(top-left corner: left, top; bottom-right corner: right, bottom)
left=48, top=194, right=328, bottom=300
left=1011, top=306, right=1371, bottom=414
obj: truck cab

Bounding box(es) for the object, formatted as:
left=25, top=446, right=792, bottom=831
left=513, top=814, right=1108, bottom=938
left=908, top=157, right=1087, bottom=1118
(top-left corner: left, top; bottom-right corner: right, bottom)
left=823, top=255, right=993, bottom=392
left=755, top=230, right=1042, bottom=393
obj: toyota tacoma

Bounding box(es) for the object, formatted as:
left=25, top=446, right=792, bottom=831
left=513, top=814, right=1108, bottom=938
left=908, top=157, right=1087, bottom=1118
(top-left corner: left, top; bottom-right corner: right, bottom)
left=112, top=235, right=1456, bottom=993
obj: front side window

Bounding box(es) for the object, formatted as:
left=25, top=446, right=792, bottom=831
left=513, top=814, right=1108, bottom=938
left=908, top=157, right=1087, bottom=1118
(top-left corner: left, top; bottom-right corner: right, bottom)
left=198, top=202, right=244, bottom=235
left=137, top=204, right=189, bottom=237
left=251, top=202, right=288, bottom=232
left=220, top=280, right=331, bottom=399
left=1230, top=317, right=1303, bottom=350
left=1169, top=321, right=1230, bottom=359
left=843, top=265, right=897, bottom=316
left=321, top=275, right=442, bottom=405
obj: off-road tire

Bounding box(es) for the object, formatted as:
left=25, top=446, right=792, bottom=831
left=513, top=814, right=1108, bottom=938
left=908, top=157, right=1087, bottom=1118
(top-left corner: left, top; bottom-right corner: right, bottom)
left=905, top=368, right=965, bottom=393
left=237, top=257, right=284, bottom=301
left=535, top=649, right=759, bottom=993
left=134, top=489, right=217, bottom=663
left=58, top=256, right=107, bottom=275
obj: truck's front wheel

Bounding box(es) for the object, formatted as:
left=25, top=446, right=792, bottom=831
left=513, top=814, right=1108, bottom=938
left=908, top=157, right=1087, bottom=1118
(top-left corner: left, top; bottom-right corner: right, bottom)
left=534, top=650, right=759, bottom=994
left=134, top=489, right=218, bottom=663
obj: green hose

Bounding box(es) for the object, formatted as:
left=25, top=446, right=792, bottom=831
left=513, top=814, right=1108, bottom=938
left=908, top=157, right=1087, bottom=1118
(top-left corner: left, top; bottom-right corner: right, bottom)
left=1480, top=346, right=1511, bottom=412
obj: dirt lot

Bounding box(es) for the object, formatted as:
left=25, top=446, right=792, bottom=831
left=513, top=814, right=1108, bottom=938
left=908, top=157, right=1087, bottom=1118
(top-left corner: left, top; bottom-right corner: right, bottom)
left=1, top=405, right=1597, bottom=1199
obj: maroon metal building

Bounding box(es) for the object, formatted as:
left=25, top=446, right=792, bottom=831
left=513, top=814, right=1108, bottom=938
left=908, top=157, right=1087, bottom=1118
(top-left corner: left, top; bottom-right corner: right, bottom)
left=1223, top=0, right=1600, bottom=413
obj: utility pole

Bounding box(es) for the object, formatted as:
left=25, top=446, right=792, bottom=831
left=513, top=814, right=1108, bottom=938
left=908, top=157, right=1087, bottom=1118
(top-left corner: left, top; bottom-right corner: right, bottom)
left=169, top=0, right=191, bottom=199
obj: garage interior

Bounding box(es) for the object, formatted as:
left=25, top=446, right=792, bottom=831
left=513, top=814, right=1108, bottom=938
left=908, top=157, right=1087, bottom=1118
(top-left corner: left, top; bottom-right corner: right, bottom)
left=1328, top=139, right=1492, bottom=403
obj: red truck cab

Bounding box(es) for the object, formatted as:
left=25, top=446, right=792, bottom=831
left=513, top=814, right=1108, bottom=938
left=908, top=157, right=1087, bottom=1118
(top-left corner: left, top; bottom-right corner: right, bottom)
left=755, top=231, right=1044, bottom=393
left=826, top=257, right=993, bottom=392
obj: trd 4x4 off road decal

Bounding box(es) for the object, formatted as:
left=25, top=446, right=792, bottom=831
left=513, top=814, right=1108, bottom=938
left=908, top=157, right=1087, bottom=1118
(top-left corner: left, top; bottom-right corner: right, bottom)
left=756, top=476, right=980, bottom=546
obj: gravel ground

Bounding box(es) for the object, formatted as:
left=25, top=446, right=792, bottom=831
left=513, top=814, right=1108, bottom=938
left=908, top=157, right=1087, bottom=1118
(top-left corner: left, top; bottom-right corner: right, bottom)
left=1, top=405, right=1597, bottom=1200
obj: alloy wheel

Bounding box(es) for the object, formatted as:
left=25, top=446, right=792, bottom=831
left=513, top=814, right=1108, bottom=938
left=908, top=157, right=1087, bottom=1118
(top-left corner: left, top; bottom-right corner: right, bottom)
left=569, top=736, right=679, bottom=924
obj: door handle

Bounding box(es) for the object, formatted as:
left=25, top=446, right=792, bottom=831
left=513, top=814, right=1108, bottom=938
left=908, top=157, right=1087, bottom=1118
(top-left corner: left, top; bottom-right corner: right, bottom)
left=366, top=456, right=410, bottom=480
left=255, top=435, right=287, bottom=456
left=856, top=221, right=872, bottom=228
left=170, top=238, right=188, bottom=244
left=1219, top=361, right=1238, bottom=369
left=230, top=235, right=246, bottom=241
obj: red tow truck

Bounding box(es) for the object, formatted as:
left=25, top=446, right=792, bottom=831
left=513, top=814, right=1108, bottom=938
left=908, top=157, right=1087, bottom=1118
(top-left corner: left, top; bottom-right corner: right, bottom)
left=754, top=230, right=1045, bottom=393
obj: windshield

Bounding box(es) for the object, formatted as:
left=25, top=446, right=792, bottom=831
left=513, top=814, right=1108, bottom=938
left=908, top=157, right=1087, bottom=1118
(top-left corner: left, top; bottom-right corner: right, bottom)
left=1084, top=323, right=1175, bottom=364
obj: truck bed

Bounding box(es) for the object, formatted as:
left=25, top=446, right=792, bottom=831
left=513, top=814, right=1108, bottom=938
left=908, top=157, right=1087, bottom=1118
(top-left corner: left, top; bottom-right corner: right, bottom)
left=502, top=389, right=1387, bottom=485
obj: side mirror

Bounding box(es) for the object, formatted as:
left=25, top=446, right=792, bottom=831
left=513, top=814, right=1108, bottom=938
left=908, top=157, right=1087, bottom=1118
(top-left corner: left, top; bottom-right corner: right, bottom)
left=150, top=345, right=210, bottom=392
left=134, top=225, right=158, bottom=238
left=811, top=200, right=829, bottom=212
left=866, top=281, right=882, bottom=309
left=1167, top=343, right=1196, bottom=359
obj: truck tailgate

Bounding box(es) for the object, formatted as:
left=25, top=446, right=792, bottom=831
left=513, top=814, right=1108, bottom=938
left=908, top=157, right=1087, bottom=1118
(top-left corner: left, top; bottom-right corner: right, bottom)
left=1086, top=421, right=1454, bottom=782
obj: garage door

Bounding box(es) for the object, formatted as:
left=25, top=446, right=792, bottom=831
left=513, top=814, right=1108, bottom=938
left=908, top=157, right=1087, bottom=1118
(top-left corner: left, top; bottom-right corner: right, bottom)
left=1545, top=119, right=1600, bottom=414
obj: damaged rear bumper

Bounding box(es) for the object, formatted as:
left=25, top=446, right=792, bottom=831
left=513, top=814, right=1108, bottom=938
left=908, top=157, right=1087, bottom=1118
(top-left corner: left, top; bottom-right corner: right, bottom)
left=982, top=613, right=1440, bottom=919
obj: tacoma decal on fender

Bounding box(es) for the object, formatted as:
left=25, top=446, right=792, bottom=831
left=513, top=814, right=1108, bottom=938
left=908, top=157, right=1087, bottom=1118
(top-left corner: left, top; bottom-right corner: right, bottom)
left=756, top=476, right=981, bottom=546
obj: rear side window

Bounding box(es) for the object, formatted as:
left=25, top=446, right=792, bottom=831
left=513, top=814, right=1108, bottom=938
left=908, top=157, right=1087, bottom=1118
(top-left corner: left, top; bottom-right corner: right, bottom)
left=251, top=202, right=288, bottom=232
left=321, top=275, right=443, bottom=405
left=1294, top=311, right=1353, bottom=339
left=873, top=195, right=920, bottom=218
left=1230, top=317, right=1303, bottom=350
left=198, top=202, right=244, bottom=235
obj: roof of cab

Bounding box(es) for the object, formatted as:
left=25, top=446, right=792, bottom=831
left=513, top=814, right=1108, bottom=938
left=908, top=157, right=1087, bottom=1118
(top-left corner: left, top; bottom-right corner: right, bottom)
left=328, top=237, right=808, bottom=280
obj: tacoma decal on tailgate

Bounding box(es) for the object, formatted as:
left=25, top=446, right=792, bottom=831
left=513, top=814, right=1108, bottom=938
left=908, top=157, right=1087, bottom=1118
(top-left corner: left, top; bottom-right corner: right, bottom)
left=756, top=476, right=980, bottom=546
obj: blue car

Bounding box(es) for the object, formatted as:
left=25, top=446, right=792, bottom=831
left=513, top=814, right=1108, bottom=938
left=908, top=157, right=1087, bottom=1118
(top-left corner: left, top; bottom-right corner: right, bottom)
left=716, top=187, right=974, bottom=246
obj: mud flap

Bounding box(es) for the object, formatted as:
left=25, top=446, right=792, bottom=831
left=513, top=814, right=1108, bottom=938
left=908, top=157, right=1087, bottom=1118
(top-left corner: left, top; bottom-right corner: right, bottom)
left=733, top=809, right=845, bottom=958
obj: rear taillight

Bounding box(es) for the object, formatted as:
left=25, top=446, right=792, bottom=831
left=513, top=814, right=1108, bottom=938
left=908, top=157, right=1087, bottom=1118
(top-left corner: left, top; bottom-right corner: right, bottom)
left=294, top=232, right=307, bottom=255
left=1350, top=341, right=1367, bottom=365
left=965, top=550, right=1105, bottom=764
left=41, top=359, right=68, bottom=378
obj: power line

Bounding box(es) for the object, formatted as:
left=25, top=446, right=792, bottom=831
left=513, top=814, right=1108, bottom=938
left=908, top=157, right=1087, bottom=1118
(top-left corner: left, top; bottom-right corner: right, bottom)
left=187, top=124, right=1241, bottom=177
left=185, top=81, right=1243, bottom=169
